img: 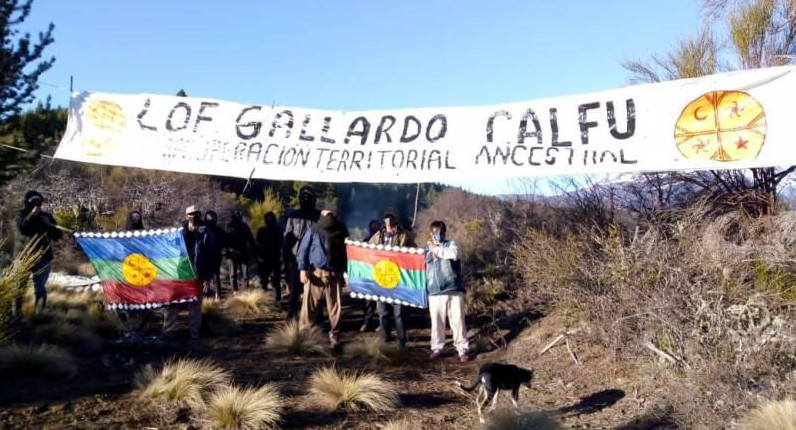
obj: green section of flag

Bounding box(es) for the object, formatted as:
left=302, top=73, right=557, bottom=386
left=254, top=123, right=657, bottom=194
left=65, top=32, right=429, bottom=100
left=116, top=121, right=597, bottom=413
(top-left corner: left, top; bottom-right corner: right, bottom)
left=347, top=261, right=425, bottom=290
left=90, top=256, right=195, bottom=282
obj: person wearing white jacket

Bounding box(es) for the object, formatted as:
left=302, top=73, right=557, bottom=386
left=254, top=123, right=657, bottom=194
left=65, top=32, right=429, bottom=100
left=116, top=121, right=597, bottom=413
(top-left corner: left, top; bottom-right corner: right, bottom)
left=425, top=220, right=471, bottom=362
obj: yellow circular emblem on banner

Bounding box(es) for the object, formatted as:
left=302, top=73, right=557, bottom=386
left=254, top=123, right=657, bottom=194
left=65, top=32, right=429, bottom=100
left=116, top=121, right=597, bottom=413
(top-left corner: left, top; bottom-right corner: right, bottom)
left=121, top=253, right=158, bottom=287
left=372, top=260, right=400, bottom=289
left=82, top=100, right=127, bottom=157
left=674, top=90, right=766, bottom=162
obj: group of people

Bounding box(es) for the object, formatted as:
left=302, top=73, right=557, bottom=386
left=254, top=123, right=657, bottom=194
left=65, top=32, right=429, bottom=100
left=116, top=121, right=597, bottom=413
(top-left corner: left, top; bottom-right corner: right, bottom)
left=285, top=186, right=472, bottom=361
left=14, top=185, right=473, bottom=361
left=124, top=206, right=284, bottom=301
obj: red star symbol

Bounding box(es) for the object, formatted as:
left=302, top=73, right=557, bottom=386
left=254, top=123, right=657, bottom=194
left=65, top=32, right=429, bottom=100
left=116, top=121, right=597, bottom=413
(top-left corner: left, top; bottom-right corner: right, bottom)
left=736, top=137, right=748, bottom=150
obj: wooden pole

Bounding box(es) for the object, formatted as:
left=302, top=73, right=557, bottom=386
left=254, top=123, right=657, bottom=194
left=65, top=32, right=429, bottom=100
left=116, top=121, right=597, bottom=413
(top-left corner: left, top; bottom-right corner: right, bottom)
left=412, top=183, right=421, bottom=228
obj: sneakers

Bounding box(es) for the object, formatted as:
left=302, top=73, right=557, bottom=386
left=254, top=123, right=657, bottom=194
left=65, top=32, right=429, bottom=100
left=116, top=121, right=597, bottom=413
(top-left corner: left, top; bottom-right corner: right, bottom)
left=429, top=350, right=444, bottom=360
left=359, top=323, right=369, bottom=332
left=459, top=352, right=472, bottom=363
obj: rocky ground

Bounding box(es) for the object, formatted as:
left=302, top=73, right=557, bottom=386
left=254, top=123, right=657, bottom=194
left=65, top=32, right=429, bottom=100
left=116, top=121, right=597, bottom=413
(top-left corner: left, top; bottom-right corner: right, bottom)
left=0, top=288, right=678, bottom=430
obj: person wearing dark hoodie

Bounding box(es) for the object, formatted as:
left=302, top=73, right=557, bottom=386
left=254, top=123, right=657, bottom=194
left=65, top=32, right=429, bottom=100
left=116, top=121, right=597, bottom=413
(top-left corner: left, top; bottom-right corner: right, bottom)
left=297, top=207, right=348, bottom=350
left=282, top=186, right=321, bottom=320
left=125, top=210, right=145, bottom=230
left=226, top=210, right=256, bottom=291
left=256, top=211, right=282, bottom=301
left=121, top=210, right=148, bottom=336
left=204, top=210, right=226, bottom=298
left=15, top=190, right=62, bottom=312
left=359, top=219, right=381, bottom=332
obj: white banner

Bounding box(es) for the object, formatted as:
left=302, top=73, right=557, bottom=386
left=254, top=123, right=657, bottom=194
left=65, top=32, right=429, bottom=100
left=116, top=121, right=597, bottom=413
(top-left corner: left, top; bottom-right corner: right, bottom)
left=55, top=66, right=796, bottom=183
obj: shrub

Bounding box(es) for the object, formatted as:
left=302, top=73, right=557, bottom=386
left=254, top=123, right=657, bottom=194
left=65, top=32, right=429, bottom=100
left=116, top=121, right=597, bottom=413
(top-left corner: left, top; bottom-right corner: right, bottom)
left=242, top=188, right=284, bottom=232
left=135, top=358, right=231, bottom=409
left=509, top=206, right=796, bottom=427
left=207, top=384, right=283, bottom=430
left=483, top=409, right=561, bottom=430
left=308, top=366, right=398, bottom=412
left=739, top=399, right=796, bottom=430
left=265, top=321, right=328, bottom=356
left=0, top=237, right=44, bottom=344
left=224, top=289, right=277, bottom=317
left=0, top=344, right=77, bottom=378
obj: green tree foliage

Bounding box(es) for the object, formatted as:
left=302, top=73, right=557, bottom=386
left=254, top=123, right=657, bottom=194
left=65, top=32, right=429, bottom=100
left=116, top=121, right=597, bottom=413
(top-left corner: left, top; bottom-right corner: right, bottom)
left=0, top=102, right=66, bottom=184
left=0, top=0, right=55, bottom=121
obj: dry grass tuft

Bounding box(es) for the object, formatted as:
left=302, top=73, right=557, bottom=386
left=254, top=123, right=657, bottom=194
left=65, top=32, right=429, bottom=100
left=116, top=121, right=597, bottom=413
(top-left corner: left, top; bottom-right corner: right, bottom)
left=224, top=289, right=278, bottom=317
left=135, top=358, right=232, bottom=409
left=0, top=344, right=77, bottom=378
left=32, top=321, right=103, bottom=353
left=0, top=238, right=44, bottom=344
left=345, top=337, right=410, bottom=366
left=739, top=399, right=796, bottom=430
left=380, top=418, right=413, bottom=430
left=266, top=321, right=329, bottom=356
left=308, top=366, right=398, bottom=412
left=202, top=299, right=241, bottom=336
left=207, top=384, right=283, bottom=430
left=483, top=409, right=562, bottom=430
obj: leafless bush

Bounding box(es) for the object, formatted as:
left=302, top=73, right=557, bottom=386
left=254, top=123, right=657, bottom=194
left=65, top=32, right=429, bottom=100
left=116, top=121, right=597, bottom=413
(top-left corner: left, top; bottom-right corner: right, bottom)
left=510, top=202, right=796, bottom=428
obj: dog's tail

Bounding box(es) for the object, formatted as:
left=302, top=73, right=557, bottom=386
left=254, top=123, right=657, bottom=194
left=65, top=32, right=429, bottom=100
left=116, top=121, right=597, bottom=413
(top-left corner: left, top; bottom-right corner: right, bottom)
left=457, top=376, right=481, bottom=392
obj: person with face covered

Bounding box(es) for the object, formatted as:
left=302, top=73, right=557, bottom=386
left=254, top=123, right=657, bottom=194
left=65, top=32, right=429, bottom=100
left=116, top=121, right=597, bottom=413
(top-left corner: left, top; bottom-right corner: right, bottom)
left=256, top=211, right=282, bottom=301
left=282, top=186, right=321, bottom=320
left=426, top=220, right=471, bottom=362
left=125, top=210, right=145, bottom=230
left=297, top=207, right=349, bottom=350
left=15, top=190, right=62, bottom=312
left=226, top=210, right=256, bottom=291
left=204, top=210, right=226, bottom=298
left=369, top=211, right=415, bottom=347
left=359, top=219, right=381, bottom=332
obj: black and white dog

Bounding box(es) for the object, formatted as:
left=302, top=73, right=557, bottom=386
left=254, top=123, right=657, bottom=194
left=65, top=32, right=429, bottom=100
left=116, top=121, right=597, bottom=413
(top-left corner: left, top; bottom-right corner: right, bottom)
left=458, top=362, right=534, bottom=423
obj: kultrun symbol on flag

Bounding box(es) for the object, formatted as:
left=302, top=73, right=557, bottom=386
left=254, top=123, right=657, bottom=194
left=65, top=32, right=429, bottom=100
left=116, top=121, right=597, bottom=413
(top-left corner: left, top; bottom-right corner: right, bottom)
left=372, top=260, right=400, bottom=289
left=121, top=253, right=158, bottom=287
left=674, top=90, right=766, bottom=162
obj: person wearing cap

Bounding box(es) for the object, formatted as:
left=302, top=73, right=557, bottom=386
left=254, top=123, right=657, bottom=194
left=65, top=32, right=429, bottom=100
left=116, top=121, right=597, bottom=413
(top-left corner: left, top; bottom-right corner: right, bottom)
left=163, top=205, right=215, bottom=339
left=226, top=209, right=257, bottom=291
left=282, top=185, right=321, bottom=320
left=297, top=207, right=349, bottom=350
left=369, top=211, right=415, bottom=347
left=15, top=190, right=62, bottom=312
left=426, top=220, right=471, bottom=362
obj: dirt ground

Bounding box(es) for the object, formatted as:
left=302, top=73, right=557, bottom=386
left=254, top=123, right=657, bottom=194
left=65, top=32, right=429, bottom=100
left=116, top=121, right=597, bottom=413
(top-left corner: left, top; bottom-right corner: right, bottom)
left=0, top=290, right=678, bottom=430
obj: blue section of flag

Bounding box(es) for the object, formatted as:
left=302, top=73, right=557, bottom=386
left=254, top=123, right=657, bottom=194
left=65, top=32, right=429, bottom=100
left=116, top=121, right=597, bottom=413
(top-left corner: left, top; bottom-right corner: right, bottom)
left=348, top=278, right=428, bottom=308
left=76, top=230, right=188, bottom=262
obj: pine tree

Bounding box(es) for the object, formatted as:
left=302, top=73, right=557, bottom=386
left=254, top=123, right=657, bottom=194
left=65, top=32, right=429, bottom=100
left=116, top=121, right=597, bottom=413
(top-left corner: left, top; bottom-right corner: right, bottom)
left=0, top=0, right=55, bottom=121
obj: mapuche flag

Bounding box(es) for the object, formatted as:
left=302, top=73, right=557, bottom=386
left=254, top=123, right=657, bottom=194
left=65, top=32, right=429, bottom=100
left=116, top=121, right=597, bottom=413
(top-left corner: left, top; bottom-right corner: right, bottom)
left=345, top=240, right=427, bottom=308
left=75, top=228, right=201, bottom=310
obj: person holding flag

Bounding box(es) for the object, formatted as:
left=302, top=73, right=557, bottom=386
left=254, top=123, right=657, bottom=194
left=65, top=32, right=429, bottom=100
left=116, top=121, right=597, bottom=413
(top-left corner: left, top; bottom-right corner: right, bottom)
left=369, top=211, right=415, bottom=348
left=15, top=190, right=62, bottom=312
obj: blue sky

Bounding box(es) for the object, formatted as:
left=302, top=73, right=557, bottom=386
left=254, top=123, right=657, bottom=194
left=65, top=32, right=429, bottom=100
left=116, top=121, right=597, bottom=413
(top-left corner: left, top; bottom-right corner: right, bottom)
left=21, top=0, right=704, bottom=195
